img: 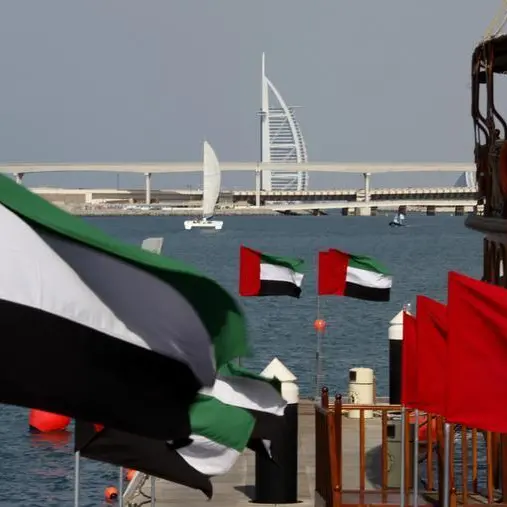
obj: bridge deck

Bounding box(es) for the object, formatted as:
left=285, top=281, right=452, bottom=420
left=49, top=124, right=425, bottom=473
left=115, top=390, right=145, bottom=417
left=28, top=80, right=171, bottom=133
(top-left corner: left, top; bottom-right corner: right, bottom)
left=0, top=162, right=473, bottom=174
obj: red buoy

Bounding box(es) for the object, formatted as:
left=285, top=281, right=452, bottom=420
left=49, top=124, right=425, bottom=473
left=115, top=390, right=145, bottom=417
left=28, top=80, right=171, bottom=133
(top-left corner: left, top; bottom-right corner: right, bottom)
left=29, top=409, right=71, bottom=433
left=104, top=486, right=119, bottom=501
left=409, top=412, right=437, bottom=442
left=314, top=319, right=327, bottom=332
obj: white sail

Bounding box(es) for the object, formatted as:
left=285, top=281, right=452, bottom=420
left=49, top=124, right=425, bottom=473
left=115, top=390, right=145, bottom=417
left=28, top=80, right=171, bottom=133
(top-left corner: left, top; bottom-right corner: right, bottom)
left=202, top=141, right=221, bottom=219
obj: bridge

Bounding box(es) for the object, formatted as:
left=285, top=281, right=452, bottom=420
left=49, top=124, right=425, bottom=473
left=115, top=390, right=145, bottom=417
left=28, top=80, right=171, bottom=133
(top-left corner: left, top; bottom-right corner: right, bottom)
left=32, top=185, right=480, bottom=216
left=0, top=162, right=473, bottom=175
left=6, top=161, right=476, bottom=208
left=231, top=186, right=477, bottom=205
left=267, top=199, right=478, bottom=216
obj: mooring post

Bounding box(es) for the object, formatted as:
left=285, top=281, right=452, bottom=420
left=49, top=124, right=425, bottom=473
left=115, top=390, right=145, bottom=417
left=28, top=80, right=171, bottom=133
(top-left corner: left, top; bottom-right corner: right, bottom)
left=388, top=309, right=404, bottom=404
left=254, top=357, right=299, bottom=504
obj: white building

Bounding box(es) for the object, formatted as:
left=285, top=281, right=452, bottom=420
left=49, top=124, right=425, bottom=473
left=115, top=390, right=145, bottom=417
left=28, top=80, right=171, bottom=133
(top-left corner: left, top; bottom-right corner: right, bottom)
left=260, top=53, right=309, bottom=191
left=454, top=171, right=477, bottom=188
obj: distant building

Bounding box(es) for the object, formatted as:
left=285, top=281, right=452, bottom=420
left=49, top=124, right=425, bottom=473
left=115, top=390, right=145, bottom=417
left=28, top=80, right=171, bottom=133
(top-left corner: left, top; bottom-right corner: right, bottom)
left=454, top=171, right=477, bottom=188
left=260, top=53, right=309, bottom=192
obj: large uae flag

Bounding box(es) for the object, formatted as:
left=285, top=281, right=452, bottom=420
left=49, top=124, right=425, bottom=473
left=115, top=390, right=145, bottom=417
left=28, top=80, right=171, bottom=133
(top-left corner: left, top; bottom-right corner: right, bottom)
left=239, top=245, right=304, bottom=298
left=75, top=364, right=287, bottom=498
left=0, top=174, right=248, bottom=440
left=318, top=249, right=392, bottom=301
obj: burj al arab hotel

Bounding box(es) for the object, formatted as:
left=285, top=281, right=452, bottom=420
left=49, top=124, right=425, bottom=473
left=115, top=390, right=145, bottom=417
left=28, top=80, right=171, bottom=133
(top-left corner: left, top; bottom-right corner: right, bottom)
left=259, top=53, right=309, bottom=192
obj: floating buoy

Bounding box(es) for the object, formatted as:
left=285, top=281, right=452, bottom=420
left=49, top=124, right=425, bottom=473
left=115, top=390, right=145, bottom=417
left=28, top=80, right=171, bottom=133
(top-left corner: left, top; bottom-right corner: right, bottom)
left=314, top=319, right=327, bottom=332
left=126, top=469, right=136, bottom=481
left=29, top=409, right=71, bottom=433
left=104, top=486, right=118, bottom=501
left=409, top=412, right=437, bottom=442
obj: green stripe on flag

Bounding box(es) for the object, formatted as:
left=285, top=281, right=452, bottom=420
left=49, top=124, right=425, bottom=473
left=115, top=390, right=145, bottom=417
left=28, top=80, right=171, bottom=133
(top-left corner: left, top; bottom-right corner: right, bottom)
left=190, top=394, right=255, bottom=452
left=259, top=253, right=304, bottom=273
left=348, top=253, right=390, bottom=276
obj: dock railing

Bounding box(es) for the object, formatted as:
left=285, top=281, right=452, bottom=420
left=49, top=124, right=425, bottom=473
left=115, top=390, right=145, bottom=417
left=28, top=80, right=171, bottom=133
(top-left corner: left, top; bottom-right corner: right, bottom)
left=315, top=387, right=507, bottom=507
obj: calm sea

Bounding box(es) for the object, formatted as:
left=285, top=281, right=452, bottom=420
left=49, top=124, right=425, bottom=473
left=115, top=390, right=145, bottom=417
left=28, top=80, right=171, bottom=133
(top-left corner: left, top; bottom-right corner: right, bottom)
left=0, top=213, right=482, bottom=506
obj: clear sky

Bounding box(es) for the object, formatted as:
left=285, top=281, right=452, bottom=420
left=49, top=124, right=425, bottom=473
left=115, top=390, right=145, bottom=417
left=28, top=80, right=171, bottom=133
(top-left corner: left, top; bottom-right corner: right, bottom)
left=0, top=1, right=500, bottom=189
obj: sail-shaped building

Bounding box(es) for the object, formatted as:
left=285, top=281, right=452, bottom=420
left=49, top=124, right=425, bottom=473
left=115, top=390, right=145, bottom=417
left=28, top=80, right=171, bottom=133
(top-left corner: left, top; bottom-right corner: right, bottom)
left=454, top=171, right=477, bottom=188
left=259, top=53, right=309, bottom=192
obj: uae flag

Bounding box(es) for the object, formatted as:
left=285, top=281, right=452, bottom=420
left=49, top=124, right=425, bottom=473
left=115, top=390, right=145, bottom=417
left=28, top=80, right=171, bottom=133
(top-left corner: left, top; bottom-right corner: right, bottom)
left=75, top=365, right=287, bottom=498
left=239, top=245, right=304, bottom=298
left=318, top=249, right=392, bottom=301
left=0, top=174, right=248, bottom=440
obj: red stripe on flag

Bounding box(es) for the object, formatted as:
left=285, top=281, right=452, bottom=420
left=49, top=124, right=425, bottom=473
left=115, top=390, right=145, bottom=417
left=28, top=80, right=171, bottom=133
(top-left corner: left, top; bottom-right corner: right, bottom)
left=447, top=271, right=507, bottom=433
left=239, top=245, right=261, bottom=296
left=416, top=295, right=447, bottom=416
left=317, top=249, right=348, bottom=295
left=401, top=312, right=417, bottom=408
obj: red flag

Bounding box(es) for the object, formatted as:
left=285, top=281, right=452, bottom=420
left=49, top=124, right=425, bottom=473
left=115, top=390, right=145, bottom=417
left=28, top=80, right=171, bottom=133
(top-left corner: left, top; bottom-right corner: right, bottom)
left=415, top=295, right=447, bottom=415
left=447, top=271, right=507, bottom=432
left=401, top=312, right=418, bottom=407
left=318, top=250, right=346, bottom=295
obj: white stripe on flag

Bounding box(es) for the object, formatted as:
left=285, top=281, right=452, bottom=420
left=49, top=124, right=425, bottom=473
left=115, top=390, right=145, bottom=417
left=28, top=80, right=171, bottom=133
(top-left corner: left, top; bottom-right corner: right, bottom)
left=260, top=263, right=303, bottom=287
left=201, top=377, right=286, bottom=416
left=177, top=434, right=241, bottom=476
left=346, top=266, right=392, bottom=289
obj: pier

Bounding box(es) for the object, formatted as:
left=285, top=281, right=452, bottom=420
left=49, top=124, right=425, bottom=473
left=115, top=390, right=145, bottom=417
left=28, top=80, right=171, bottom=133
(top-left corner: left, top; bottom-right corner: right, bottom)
left=123, top=395, right=506, bottom=507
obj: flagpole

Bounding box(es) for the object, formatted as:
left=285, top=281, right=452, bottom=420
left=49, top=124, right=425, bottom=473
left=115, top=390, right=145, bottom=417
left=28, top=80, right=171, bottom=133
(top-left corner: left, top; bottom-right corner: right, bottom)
left=314, top=296, right=325, bottom=400
left=74, top=451, right=80, bottom=507
left=118, top=467, right=124, bottom=507
left=413, top=408, right=419, bottom=507
left=151, top=475, right=156, bottom=506
left=400, top=406, right=406, bottom=507
left=443, top=422, right=450, bottom=507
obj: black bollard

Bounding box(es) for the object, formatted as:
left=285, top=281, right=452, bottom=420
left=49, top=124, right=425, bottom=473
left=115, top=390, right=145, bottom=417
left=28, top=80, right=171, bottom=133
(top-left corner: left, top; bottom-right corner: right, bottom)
left=388, top=310, right=404, bottom=404
left=254, top=365, right=299, bottom=504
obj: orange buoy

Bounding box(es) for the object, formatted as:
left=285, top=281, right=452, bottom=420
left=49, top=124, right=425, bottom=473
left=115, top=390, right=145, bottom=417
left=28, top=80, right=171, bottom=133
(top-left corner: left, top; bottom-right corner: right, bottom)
left=314, top=319, right=327, bottom=332
left=104, top=486, right=118, bottom=501
left=409, top=412, right=437, bottom=442
left=126, top=469, right=136, bottom=481
left=29, top=409, right=71, bottom=433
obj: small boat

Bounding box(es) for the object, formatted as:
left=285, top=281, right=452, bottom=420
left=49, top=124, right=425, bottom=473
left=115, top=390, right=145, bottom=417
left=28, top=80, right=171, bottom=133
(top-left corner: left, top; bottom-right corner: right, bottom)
left=389, top=212, right=406, bottom=227
left=184, top=141, right=223, bottom=231
left=184, top=217, right=223, bottom=230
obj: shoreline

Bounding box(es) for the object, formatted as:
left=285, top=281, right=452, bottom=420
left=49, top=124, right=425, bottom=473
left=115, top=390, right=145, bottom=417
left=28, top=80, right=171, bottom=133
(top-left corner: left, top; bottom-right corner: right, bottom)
left=65, top=207, right=281, bottom=217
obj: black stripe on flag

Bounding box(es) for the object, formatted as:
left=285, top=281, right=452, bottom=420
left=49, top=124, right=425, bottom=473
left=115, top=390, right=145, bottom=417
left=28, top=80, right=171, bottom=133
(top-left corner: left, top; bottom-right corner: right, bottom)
left=75, top=422, right=213, bottom=498
left=344, top=282, right=390, bottom=302
left=259, top=280, right=302, bottom=298
left=0, top=299, right=198, bottom=440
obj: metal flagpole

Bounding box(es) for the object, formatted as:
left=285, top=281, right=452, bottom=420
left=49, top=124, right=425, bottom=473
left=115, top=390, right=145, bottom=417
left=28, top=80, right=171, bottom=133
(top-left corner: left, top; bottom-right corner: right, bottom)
left=443, top=422, right=451, bottom=507
left=118, top=467, right=124, bottom=507
left=314, top=296, right=325, bottom=400
left=413, top=409, right=419, bottom=507
left=315, top=329, right=324, bottom=399
left=74, top=451, right=80, bottom=507
left=400, top=406, right=406, bottom=507
left=151, top=475, right=156, bottom=506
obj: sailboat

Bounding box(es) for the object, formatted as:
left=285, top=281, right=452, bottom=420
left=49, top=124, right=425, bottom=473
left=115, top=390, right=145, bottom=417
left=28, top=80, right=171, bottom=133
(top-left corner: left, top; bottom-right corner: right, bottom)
left=389, top=212, right=406, bottom=227
left=184, top=141, right=223, bottom=231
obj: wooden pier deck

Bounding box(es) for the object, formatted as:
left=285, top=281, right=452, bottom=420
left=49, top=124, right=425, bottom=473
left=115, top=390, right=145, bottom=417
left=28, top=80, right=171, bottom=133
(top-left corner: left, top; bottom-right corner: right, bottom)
left=125, top=401, right=399, bottom=506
